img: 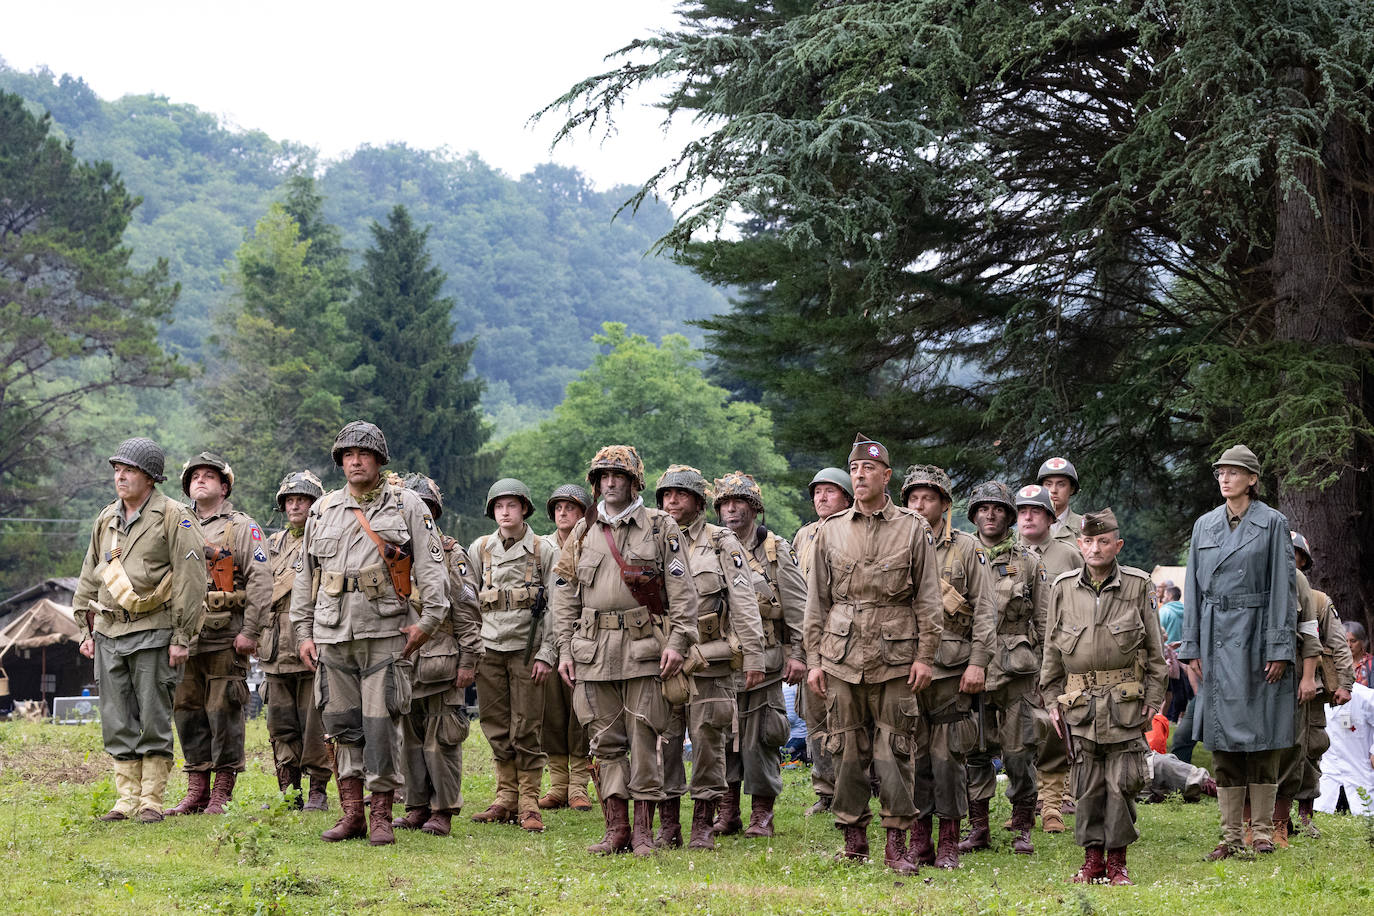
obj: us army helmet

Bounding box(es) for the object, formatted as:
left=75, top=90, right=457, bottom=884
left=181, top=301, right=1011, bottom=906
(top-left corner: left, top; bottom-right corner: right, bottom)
left=546, top=483, right=592, bottom=520
left=656, top=464, right=710, bottom=509
left=108, top=437, right=167, bottom=483
left=1014, top=483, right=1056, bottom=517
left=181, top=451, right=235, bottom=498
left=808, top=467, right=854, bottom=502
left=275, top=469, right=324, bottom=511
left=332, top=420, right=389, bottom=466
left=713, top=471, right=764, bottom=513
left=901, top=464, right=952, bottom=504
left=405, top=474, right=445, bottom=520
left=966, top=480, right=1015, bottom=523
left=1036, top=456, right=1079, bottom=493
left=1290, top=530, right=1313, bottom=572
left=587, top=445, right=645, bottom=491
left=485, top=478, right=534, bottom=520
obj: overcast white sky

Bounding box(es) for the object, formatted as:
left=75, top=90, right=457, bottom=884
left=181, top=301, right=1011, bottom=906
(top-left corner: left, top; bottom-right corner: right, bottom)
left=1, top=1, right=704, bottom=192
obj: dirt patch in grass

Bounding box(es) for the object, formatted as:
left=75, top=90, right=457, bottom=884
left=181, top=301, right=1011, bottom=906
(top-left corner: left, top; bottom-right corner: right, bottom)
left=0, top=739, right=105, bottom=786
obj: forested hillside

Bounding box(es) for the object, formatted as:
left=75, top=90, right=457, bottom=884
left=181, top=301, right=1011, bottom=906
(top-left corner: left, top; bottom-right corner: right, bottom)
left=0, top=63, right=728, bottom=413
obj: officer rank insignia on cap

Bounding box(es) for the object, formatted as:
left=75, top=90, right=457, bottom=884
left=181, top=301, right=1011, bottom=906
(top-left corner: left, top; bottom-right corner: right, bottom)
left=668, top=558, right=686, bottom=577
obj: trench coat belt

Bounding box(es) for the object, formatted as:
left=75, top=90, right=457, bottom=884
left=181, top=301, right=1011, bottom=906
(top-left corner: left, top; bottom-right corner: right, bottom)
left=1203, top=591, right=1268, bottom=610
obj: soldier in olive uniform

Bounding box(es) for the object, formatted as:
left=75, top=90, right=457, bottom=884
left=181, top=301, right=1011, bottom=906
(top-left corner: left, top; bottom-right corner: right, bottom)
left=793, top=467, right=853, bottom=817
left=1041, top=509, right=1167, bottom=886
left=74, top=438, right=207, bottom=822
left=1015, top=483, right=1083, bottom=833
left=1036, top=457, right=1084, bottom=550
left=291, top=421, right=451, bottom=846
left=902, top=464, right=996, bottom=869
left=166, top=452, right=272, bottom=816
left=261, top=470, right=332, bottom=811
left=551, top=445, right=700, bottom=857
left=393, top=475, right=483, bottom=838
left=538, top=484, right=596, bottom=812
left=712, top=471, right=808, bottom=839
left=468, top=478, right=558, bottom=832
left=804, top=434, right=942, bottom=873
left=961, top=481, right=1049, bottom=856
left=656, top=465, right=766, bottom=849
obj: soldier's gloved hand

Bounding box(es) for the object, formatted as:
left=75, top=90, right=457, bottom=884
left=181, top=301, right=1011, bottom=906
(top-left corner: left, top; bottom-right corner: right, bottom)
left=1334, top=687, right=1352, bottom=706
left=558, top=659, right=577, bottom=688
left=660, top=647, right=684, bottom=679
left=455, top=667, right=476, bottom=689
left=908, top=660, right=933, bottom=692
left=169, top=644, right=189, bottom=667
left=401, top=624, right=430, bottom=659
left=233, top=633, right=257, bottom=657
left=300, top=638, right=318, bottom=672
left=1264, top=659, right=1288, bottom=684
left=783, top=658, right=807, bottom=686
left=531, top=660, right=553, bottom=685
left=744, top=669, right=764, bottom=691
left=79, top=638, right=94, bottom=660
left=806, top=668, right=827, bottom=700
left=959, top=664, right=986, bottom=694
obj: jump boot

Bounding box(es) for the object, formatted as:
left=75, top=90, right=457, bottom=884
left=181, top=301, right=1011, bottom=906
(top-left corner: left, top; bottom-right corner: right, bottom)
left=369, top=790, right=395, bottom=846
left=631, top=800, right=656, bottom=857
left=1296, top=798, right=1320, bottom=838
left=885, top=828, right=919, bottom=875
left=1272, top=794, right=1292, bottom=848
left=587, top=797, right=631, bottom=854
left=321, top=776, right=367, bottom=842
left=836, top=825, right=869, bottom=862
left=934, top=817, right=961, bottom=869
left=99, top=759, right=143, bottom=821
left=421, top=810, right=454, bottom=837
left=277, top=763, right=303, bottom=808
left=958, top=798, right=991, bottom=852
left=657, top=797, right=683, bottom=848
left=303, top=775, right=330, bottom=812
left=688, top=799, right=718, bottom=850
left=393, top=805, right=431, bottom=830
left=712, top=782, right=743, bottom=835
left=1072, top=846, right=1106, bottom=883
left=204, top=769, right=238, bottom=815
left=1106, top=847, right=1132, bottom=885
left=1009, top=799, right=1036, bottom=854
left=165, top=770, right=211, bottom=816
left=906, top=814, right=935, bottom=866
left=743, top=795, right=775, bottom=838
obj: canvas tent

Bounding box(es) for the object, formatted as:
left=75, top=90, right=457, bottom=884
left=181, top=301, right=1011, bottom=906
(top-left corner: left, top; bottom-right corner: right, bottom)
left=0, top=598, right=93, bottom=707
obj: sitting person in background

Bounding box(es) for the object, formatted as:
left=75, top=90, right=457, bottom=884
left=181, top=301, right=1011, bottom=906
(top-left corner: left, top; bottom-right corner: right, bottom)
left=1143, top=750, right=1218, bottom=804
left=782, top=681, right=809, bottom=764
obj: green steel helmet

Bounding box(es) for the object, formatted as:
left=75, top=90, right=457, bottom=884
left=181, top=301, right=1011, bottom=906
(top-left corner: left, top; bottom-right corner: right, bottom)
left=546, top=483, right=592, bottom=520
left=181, top=451, right=235, bottom=497
left=1290, top=530, right=1313, bottom=572
left=712, top=471, right=764, bottom=513
left=1014, top=483, right=1056, bottom=517
left=587, top=444, right=645, bottom=491
left=404, top=474, right=444, bottom=519
left=108, top=437, right=166, bottom=483
left=656, top=464, right=709, bottom=509
left=275, top=469, right=324, bottom=510
left=808, top=467, right=854, bottom=502
left=1036, top=456, right=1080, bottom=492
left=901, top=464, right=952, bottom=504
left=966, top=480, right=1015, bottom=522
left=485, top=478, right=534, bottom=520
left=331, top=420, right=389, bottom=466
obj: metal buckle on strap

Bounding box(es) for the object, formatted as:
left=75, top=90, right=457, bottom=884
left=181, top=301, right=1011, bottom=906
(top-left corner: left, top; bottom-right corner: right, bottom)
left=596, top=611, right=627, bottom=630
left=1067, top=668, right=1133, bottom=690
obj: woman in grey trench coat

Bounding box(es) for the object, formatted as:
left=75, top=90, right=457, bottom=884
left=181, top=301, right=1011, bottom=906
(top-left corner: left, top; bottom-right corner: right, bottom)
left=1179, top=444, right=1298, bottom=859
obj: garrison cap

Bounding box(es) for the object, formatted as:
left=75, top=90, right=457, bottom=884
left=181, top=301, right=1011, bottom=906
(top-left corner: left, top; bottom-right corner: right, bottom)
left=1290, top=530, right=1313, bottom=571
left=547, top=483, right=593, bottom=520
left=1080, top=507, right=1120, bottom=537
left=901, top=464, right=953, bottom=504
left=1014, top=484, right=1056, bottom=516
left=1036, top=456, right=1080, bottom=492
left=181, top=451, right=235, bottom=497
left=848, top=433, right=889, bottom=467
left=332, top=420, right=390, bottom=466
left=1212, top=444, right=1261, bottom=476
left=808, top=467, right=854, bottom=502
left=275, top=469, right=324, bottom=510
left=108, top=437, right=167, bottom=483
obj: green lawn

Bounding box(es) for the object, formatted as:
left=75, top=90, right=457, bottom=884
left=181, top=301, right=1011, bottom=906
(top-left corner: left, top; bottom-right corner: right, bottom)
left=0, top=717, right=1369, bottom=915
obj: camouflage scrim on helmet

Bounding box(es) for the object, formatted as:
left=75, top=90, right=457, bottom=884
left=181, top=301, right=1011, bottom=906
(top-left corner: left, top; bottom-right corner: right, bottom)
left=901, top=464, right=952, bottom=504
left=331, top=420, right=390, bottom=466
left=404, top=473, right=444, bottom=519
left=275, top=469, right=324, bottom=510
left=966, top=480, right=1014, bottom=523
left=546, top=483, right=592, bottom=520
left=712, top=470, right=764, bottom=513
left=808, top=467, right=854, bottom=501
left=108, top=437, right=167, bottom=483
left=587, top=445, right=645, bottom=491
left=486, top=478, right=534, bottom=520
left=1036, top=456, right=1079, bottom=492
left=181, top=451, right=235, bottom=498
left=1290, top=530, right=1313, bottom=571
left=656, top=464, right=709, bottom=508
left=1014, top=483, right=1057, bottom=517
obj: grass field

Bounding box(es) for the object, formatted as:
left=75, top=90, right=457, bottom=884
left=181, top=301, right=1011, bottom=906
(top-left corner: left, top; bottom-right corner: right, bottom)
left=0, top=717, right=1370, bottom=915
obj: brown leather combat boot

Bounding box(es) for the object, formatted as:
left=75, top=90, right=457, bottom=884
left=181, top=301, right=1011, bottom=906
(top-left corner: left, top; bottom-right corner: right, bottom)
left=421, top=810, right=453, bottom=837
left=321, top=777, right=366, bottom=842
left=1106, top=847, right=1132, bottom=885
left=631, top=800, right=656, bottom=857
left=1072, top=845, right=1107, bottom=883
left=1296, top=798, right=1320, bottom=838
left=471, top=802, right=516, bottom=824
left=712, top=782, right=743, bottom=836
left=958, top=798, right=991, bottom=853
left=907, top=814, right=935, bottom=865
left=934, top=817, right=961, bottom=869
left=165, top=770, right=211, bottom=817
left=1010, top=800, right=1035, bottom=855
left=204, top=769, right=238, bottom=815
left=303, top=776, right=330, bottom=812
left=276, top=764, right=303, bottom=808
left=743, top=795, right=775, bottom=838
left=393, top=806, right=431, bottom=830
left=688, top=799, right=717, bottom=850
left=368, top=790, right=395, bottom=846
left=588, top=797, right=631, bottom=855
left=1273, top=795, right=1291, bottom=848
left=657, top=797, right=683, bottom=848
left=885, top=827, right=919, bottom=875
left=836, top=824, right=869, bottom=862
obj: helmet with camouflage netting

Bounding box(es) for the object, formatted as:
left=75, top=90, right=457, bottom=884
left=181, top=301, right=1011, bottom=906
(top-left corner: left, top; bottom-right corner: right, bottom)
left=546, top=483, right=593, bottom=520
left=712, top=471, right=764, bottom=513
left=586, top=445, right=645, bottom=492
left=405, top=474, right=445, bottom=519
left=656, top=464, right=710, bottom=509
left=108, top=437, right=167, bottom=483
left=901, top=464, right=952, bottom=504
left=275, top=469, right=324, bottom=511
left=331, top=420, right=390, bottom=466
left=966, top=480, right=1015, bottom=523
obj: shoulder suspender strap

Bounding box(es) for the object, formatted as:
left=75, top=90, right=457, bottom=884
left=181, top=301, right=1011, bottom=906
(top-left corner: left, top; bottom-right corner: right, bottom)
left=348, top=507, right=390, bottom=564
left=601, top=523, right=630, bottom=574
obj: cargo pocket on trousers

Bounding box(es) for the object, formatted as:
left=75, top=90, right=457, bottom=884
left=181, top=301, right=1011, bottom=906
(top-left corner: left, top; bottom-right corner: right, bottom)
left=436, top=706, right=469, bottom=747
left=313, top=661, right=329, bottom=713
left=761, top=697, right=790, bottom=748
left=385, top=659, right=414, bottom=717
left=209, top=675, right=249, bottom=713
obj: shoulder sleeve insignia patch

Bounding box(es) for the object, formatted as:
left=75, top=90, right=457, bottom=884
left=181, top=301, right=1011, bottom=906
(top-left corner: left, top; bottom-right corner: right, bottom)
left=668, top=558, right=687, bottom=578
left=180, top=519, right=193, bottom=528
left=458, top=562, right=469, bottom=578
left=251, top=525, right=262, bottom=540
left=253, top=548, right=267, bottom=563
left=731, top=552, right=744, bottom=568
left=926, top=530, right=935, bottom=545
left=791, top=551, right=799, bottom=566
left=423, top=514, right=434, bottom=530
left=976, top=548, right=987, bottom=565
left=667, top=534, right=680, bottom=552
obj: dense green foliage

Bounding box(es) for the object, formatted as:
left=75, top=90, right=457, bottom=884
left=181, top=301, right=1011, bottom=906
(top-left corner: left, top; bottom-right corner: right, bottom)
left=501, top=323, right=801, bottom=536
left=547, top=0, right=1374, bottom=619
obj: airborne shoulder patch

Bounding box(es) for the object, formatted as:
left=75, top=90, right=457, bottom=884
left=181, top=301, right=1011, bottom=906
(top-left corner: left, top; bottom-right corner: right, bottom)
left=667, top=534, right=680, bottom=553
left=975, top=548, right=987, bottom=565
left=251, top=525, right=262, bottom=541
left=926, top=530, right=935, bottom=545
left=731, top=551, right=744, bottom=568
left=423, top=514, right=434, bottom=530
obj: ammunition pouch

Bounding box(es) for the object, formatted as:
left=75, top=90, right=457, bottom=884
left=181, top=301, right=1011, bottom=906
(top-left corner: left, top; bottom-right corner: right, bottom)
left=415, top=630, right=460, bottom=686
left=683, top=635, right=743, bottom=675
left=1065, top=667, right=1135, bottom=693
left=478, top=585, right=539, bottom=611
left=206, top=589, right=247, bottom=611
left=940, top=578, right=973, bottom=623
left=201, top=609, right=234, bottom=631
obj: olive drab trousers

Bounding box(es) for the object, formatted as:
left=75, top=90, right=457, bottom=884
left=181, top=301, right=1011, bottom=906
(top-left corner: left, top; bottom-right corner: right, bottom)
left=826, top=678, right=919, bottom=829
left=265, top=671, right=332, bottom=779
left=1071, top=737, right=1148, bottom=849
left=542, top=672, right=590, bottom=759
left=400, top=687, right=470, bottom=812
left=800, top=687, right=836, bottom=800
left=967, top=678, right=1040, bottom=807
left=724, top=680, right=790, bottom=798
left=174, top=645, right=249, bottom=772
left=663, top=676, right=736, bottom=800
left=477, top=649, right=547, bottom=772
left=576, top=676, right=671, bottom=801
left=95, top=631, right=179, bottom=760
left=913, top=675, right=976, bottom=820
left=315, top=635, right=410, bottom=793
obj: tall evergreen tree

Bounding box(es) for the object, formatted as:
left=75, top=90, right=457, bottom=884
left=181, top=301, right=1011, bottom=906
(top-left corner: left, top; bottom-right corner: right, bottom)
left=347, top=205, right=493, bottom=536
